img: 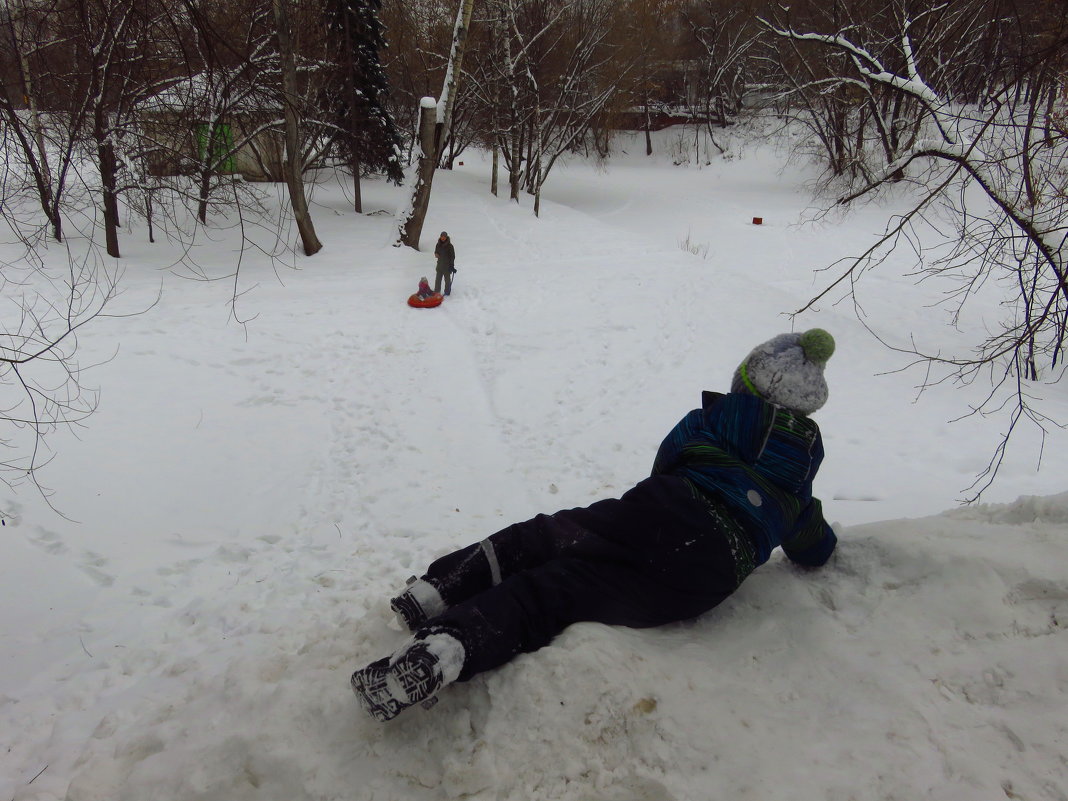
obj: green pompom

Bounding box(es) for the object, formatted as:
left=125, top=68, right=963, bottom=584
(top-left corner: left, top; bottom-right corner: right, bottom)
left=800, top=328, right=835, bottom=364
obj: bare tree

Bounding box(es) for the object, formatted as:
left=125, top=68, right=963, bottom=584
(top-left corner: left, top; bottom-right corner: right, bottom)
left=158, top=0, right=282, bottom=225
left=58, top=0, right=175, bottom=258
left=0, top=1, right=67, bottom=242
left=0, top=245, right=128, bottom=496
left=523, top=0, right=635, bottom=215
left=680, top=0, right=765, bottom=156
left=0, top=0, right=171, bottom=253
left=467, top=0, right=637, bottom=215
left=273, top=0, right=322, bottom=255
left=767, top=0, right=1068, bottom=498
left=615, top=0, right=681, bottom=157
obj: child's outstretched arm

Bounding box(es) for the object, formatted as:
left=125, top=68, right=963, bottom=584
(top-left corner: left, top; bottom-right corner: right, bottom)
left=781, top=497, right=837, bottom=567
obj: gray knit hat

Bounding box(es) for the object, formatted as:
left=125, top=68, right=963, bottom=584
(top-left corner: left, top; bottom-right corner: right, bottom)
left=731, top=329, right=835, bottom=415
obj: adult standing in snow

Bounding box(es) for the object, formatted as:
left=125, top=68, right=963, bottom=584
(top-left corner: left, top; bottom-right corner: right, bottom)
left=433, top=231, right=456, bottom=296
left=351, top=329, right=839, bottom=722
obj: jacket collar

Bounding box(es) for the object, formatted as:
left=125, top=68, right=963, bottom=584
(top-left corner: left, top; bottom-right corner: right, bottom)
left=702, top=390, right=725, bottom=408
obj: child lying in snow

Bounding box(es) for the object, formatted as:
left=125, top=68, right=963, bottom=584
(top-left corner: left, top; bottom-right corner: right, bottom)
left=351, top=329, right=839, bottom=721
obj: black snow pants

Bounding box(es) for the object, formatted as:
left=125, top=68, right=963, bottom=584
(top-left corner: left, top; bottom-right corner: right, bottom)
left=419, top=474, right=754, bottom=681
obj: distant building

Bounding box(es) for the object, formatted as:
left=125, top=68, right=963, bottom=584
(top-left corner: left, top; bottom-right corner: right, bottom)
left=139, top=74, right=286, bottom=182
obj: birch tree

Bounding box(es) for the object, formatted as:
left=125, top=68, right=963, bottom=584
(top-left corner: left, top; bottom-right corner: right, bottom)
left=397, top=0, right=475, bottom=249
left=474, top=0, right=567, bottom=203
left=377, top=0, right=455, bottom=145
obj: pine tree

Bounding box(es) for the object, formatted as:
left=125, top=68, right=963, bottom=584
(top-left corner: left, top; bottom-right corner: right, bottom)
left=326, top=0, right=403, bottom=213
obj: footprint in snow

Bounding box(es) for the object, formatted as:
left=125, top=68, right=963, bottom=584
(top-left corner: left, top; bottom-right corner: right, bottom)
left=26, top=526, right=68, bottom=555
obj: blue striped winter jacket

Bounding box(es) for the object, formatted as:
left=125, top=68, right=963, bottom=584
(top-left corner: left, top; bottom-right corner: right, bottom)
left=652, top=391, right=836, bottom=567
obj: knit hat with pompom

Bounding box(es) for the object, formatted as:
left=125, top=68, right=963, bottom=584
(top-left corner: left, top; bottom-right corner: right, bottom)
left=731, top=329, right=835, bottom=415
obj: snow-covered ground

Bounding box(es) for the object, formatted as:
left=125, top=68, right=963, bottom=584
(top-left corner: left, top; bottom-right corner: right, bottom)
left=2, top=127, right=1066, bottom=801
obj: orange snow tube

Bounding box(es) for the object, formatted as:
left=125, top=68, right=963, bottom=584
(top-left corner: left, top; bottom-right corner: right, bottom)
left=408, top=292, right=444, bottom=308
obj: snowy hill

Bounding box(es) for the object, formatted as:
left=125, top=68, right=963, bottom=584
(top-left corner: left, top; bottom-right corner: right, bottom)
left=1, top=128, right=1066, bottom=800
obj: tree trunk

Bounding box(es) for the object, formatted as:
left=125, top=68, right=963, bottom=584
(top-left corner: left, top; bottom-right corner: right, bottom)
left=3, top=9, right=61, bottom=241
left=644, top=97, right=653, bottom=156
left=340, top=2, right=363, bottom=214
left=273, top=0, right=322, bottom=256
left=531, top=99, right=543, bottom=216
left=489, top=8, right=501, bottom=196
left=491, top=142, right=499, bottom=196
left=14, top=12, right=58, bottom=240
left=197, top=170, right=211, bottom=224
left=95, top=109, right=121, bottom=258
left=505, top=32, right=522, bottom=202
left=509, top=156, right=521, bottom=201
left=1043, top=82, right=1056, bottom=146
left=145, top=181, right=155, bottom=244
left=352, top=151, right=363, bottom=214
left=400, top=100, right=437, bottom=249
left=435, top=0, right=476, bottom=160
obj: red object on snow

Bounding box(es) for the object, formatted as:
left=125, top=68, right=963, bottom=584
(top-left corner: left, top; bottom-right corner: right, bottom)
left=408, top=292, right=444, bottom=308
